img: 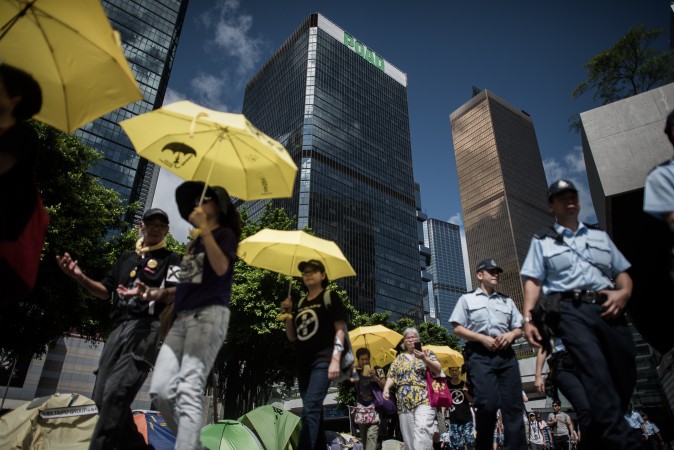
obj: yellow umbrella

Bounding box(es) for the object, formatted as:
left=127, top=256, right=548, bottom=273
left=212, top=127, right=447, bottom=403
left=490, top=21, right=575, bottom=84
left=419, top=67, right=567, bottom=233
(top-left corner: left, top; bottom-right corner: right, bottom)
left=120, top=101, right=297, bottom=201
left=422, top=345, right=464, bottom=370
left=0, top=0, right=142, bottom=132
left=237, top=229, right=356, bottom=280
left=349, top=325, right=403, bottom=367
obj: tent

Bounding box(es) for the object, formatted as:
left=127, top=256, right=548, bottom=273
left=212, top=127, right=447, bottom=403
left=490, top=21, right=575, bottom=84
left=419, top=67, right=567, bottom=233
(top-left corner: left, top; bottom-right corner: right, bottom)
left=0, top=392, right=98, bottom=449
left=201, top=419, right=265, bottom=449
left=239, top=405, right=301, bottom=450
left=133, top=410, right=175, bottom=450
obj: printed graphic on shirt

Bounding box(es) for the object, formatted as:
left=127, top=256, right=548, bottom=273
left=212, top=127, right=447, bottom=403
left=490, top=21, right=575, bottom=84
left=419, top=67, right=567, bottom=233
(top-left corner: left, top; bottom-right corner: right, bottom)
left=178, top=252, right=204, bottom=284
left=449, top=388, right=465, bottom=412
left=166, top=265, right=181, bottom=283
left=296, top=307, right=319, bottom=341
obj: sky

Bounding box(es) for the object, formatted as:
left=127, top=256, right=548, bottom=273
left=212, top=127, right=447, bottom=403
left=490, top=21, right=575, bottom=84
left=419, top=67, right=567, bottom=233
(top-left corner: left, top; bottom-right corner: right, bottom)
left=152, top=0, right=672, bottom=256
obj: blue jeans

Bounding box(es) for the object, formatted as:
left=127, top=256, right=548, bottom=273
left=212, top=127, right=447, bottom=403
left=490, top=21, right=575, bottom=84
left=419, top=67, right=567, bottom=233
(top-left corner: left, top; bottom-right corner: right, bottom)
left=297, top=360, right=330, bottom=450
left=150, top=305, right=229, bottom=450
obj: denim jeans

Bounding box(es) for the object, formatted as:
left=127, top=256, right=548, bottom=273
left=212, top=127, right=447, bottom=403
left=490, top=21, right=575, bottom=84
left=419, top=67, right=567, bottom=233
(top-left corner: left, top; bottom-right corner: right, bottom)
left=150, top=305, right=229, bottom=450
left=297, top=360, right=330, bottom=450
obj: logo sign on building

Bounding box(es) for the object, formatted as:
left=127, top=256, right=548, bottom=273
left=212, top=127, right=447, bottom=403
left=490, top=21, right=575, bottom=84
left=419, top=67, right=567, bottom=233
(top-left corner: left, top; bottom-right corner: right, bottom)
left=343, top=32, right=384, bottom=71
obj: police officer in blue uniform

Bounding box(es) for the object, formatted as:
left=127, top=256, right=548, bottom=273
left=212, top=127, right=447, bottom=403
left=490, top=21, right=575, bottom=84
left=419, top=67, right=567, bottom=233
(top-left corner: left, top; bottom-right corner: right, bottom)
left=449, top=259, right=526, bottom=450
left=644, top=109, right=674, bottom=232
left=521, top=179, right=638, bottom=450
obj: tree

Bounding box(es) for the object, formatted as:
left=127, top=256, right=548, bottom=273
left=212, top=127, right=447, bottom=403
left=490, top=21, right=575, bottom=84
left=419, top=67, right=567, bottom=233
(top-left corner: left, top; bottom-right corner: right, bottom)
left=570, top=25, right=674, bottom=131
left=0, top=122, right=136, bottom=364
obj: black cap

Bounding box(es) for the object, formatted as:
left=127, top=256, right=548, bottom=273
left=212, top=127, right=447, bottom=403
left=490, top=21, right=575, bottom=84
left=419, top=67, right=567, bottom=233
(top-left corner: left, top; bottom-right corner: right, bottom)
left=665, top=110, right=674, bottom=136
left=142, top=208, right=169, bottom=224
left=476, top=259, right=502, bottom=273
left=175, top=181, right=232, bottom=222
left=298, top=259, right=326, bottom=273
left=548, top=179, right=578, bottom=200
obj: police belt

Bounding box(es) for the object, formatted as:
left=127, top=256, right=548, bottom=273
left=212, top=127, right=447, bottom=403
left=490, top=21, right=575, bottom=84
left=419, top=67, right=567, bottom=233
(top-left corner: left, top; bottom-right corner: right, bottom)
left=558, top=289, right=607, bottom=304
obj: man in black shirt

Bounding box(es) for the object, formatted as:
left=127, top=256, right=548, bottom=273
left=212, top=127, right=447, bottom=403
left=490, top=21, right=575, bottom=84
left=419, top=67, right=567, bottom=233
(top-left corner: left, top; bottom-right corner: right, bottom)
left=57, top=208, right=182, bottom=450
left=447, top=366, right=476, bottom=450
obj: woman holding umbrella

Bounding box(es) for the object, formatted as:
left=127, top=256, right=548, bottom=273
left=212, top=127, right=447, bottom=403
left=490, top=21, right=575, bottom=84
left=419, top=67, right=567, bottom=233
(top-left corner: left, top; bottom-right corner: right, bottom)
left=149, top=181, right=241, bottom=450
left=280, top=259, right=348, bottom=450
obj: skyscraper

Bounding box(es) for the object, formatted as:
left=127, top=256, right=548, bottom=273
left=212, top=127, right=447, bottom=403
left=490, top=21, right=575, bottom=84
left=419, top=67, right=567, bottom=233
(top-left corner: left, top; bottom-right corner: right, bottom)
left=76, top=0, right=189, bottom=216
left=242, top=13, right=422, bottom=320
left=424, top=219, right=467, bottom=334
left=450, top=89, right=551, bottom=310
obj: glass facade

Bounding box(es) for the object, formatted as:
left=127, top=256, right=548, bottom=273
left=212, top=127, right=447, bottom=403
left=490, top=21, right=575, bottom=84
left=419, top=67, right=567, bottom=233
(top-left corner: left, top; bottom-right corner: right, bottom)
left=424, top=219, right=467, bottom=334
left=450, top=89, right=552, bottom=312
left=75, top=0, right=189, bottom=218
left=242, top=14, right=422, bottom=320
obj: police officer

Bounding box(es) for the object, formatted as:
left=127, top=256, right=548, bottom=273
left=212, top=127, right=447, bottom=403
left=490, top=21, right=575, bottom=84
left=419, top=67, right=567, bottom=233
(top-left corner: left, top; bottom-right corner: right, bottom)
left=449, top=259, right=526, bottom=450
left=644, top=109, right=674, bottom=231
left=521, top=179, right=638, bottom=450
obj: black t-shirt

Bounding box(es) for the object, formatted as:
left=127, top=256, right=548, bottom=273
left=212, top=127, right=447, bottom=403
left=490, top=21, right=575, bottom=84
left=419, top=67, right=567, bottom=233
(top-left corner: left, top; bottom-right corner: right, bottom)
left=294, top=289, right=347, bottom=366
left=0, top=122, right=38, bottom=241
left=101, top=247, right=182, bottom=326
left=448, top=379, right=472, bottom=423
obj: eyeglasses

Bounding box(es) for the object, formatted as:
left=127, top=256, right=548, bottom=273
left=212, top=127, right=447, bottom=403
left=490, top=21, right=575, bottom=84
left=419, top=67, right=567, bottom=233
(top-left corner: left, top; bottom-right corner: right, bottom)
left=144, top=222, right=168, bottom=230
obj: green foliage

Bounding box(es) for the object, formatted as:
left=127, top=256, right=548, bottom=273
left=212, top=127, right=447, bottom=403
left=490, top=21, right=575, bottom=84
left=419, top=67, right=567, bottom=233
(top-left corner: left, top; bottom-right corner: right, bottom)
left=570, top=25, right=674, bottom=131
left=0, top=121, right=133, bottom=360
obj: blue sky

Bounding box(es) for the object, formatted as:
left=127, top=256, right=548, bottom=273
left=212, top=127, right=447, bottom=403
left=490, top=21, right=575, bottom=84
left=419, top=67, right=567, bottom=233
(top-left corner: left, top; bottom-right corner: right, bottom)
left=152, top=0, right=671, bottom=244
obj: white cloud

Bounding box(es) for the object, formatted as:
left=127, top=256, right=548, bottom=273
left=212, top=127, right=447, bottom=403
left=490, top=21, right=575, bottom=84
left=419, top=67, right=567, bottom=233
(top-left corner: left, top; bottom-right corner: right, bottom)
left=543, top=146, right=597, bottom=224
left=152, top=169, right=192, bottom=243
left=163, top=87, right=187, bottom=106
left=190, top=72, right=230, bottom=111
left=447, top=213, right=472, bottom=291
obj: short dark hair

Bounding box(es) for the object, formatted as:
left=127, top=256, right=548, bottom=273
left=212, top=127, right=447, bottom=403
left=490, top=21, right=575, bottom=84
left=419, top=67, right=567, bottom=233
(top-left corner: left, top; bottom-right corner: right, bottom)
left=552, top=400, right=561, bottom=406
left=356, top=347, right=370, bottom=359
left=0, top=64, right=42, bottom=121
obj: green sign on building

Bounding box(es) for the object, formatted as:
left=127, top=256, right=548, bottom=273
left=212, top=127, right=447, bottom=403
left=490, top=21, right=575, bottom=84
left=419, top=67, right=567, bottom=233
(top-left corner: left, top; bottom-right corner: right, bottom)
left=343, top=32, right=385, bottom=71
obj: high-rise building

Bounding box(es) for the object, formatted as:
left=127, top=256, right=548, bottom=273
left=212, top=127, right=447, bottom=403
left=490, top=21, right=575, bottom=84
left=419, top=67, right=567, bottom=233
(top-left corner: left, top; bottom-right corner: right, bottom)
left=415, top=183, right=433, bottom=321
left=450, top=89, right=551, bottom=311
left=423, top=219, right=467, bottom=334
left=241, top=13, right=422, bottom=320
left=76, top=0, right=189, bottom=217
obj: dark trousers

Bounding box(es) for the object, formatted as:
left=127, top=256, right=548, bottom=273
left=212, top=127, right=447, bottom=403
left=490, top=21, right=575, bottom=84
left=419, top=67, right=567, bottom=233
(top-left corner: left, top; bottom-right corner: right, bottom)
left=553, top=356, right=592, bottom=447
left=553, top=434, right=570, bottom=450
left=297, top=360, right=330, bottom=450
left=557, top=301, right=639, bottom=450
left=467, top=345, right=526, bottom=450
left=90, top=318, right=159, bottom=450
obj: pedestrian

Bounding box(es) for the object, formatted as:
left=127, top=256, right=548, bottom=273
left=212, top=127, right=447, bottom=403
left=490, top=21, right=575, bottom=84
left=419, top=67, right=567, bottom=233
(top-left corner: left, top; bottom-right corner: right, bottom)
left=644, top=109, right=674, bottom=232
left=534, top=412, right=553, bottom=449
left=624, top=405, right=648, bottom=447
left=150, top=181, right=241, bottom=450
left=383, top=327, right=442, bottom=450
left=446, top=365, right=476, bottom=450
left=0, top=63, right=46, bottom=303
left=449, top=259, right=526, bottom=450
left=527, top=411, right=546, bottom=450
left=354, top=347, right=385, bottom=450
left=642, top=413, right=665, bottom=450
left=534, top=339, right=591, bottom=448
left=57, top=208, right=182, bottom=450
left=547, top=400, right=577, bottom=450
left=521, top=178, right=639, bottom=449
left=280, top=259, right=348, bottom=450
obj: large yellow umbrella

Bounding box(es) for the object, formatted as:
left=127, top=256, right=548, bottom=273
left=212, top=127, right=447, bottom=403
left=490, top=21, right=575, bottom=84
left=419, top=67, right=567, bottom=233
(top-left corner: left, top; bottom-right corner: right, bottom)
left=349, top=325, right=403, bottom=367
left=120, top=101, right=298, bottom=201
left=237, top=229, right=356, bottom=280
left=0, top=0, right=142, bottom=132
left=422, top=345, right=464, bottom=370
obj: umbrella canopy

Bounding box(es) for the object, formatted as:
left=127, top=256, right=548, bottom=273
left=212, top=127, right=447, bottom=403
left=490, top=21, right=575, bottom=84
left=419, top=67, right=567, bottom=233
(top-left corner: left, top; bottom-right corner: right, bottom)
left=237, top=229, right=356, bottom=280
left=0, top=0, right=142, bottom=132
left=201, top=419, right=265, bottom=450
left=132, top=410, right=175, bottom=450
left=120, top=101, right=298, bottom=201
left=0, top=392, right=98, bottom=449
left=422, top=345, right=464, bottom=370
left=349, top=325, right=403, bottom=367
left=238, top=405, right=301, bottom=450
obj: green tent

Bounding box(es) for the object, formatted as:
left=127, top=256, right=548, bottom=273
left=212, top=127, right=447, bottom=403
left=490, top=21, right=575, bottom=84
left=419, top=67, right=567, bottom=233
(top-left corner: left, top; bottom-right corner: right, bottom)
left=238, top=405, right=301, bottom=450
left=201, top=420, right=265, bottom=450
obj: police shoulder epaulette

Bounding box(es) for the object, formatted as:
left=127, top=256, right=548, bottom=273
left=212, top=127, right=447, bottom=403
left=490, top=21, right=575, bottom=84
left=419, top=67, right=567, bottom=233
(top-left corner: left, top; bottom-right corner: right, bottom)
left=647, top=158, right=673, bottom=175
left=583, top=222, right=603, bottom=230
left=496, top=291, right=509, bottom=297
left=533, top=226, right=557, bottom=240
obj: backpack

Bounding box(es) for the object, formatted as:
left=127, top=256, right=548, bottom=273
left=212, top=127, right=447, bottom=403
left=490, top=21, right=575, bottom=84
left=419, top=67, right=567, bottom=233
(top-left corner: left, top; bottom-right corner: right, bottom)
left=298, top=290, right=354, bottom=382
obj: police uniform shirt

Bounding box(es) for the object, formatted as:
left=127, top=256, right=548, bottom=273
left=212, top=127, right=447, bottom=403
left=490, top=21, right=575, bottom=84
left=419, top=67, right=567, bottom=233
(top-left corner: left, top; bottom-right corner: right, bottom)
left=644, top=158, right=674, bottom=220
left=449, top=288, right=523, bottom=337
left=520, top=222, right=630, bottom=295
left=644, top=420, right=660, bottom=436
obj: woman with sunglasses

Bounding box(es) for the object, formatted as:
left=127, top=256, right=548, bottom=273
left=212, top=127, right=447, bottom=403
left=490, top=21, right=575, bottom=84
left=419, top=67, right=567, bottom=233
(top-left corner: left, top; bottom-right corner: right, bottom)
left=149, top=181, right=241, bottom=450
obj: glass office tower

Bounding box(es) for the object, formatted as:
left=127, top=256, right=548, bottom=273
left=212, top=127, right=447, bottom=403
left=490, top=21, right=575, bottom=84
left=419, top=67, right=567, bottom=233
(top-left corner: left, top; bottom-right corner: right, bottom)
left=242, top=14, right=421, bottom=319
left=76, top=0, right=189, bottom=216
left=450, top=89, right=551, bottom=312
left=424, top=219, right=467, bottom=334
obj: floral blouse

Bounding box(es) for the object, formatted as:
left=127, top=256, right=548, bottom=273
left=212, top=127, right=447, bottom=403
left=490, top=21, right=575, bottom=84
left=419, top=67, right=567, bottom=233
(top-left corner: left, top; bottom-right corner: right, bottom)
left=388, top=350, right=438, bottom=413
